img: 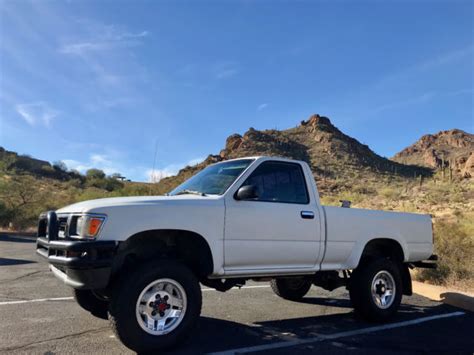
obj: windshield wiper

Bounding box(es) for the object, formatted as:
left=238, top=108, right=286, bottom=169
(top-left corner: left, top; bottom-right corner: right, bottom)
left=174, top=189, right=207, bottom=196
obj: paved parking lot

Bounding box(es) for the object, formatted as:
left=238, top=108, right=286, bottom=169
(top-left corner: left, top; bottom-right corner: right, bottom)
left=0, top=234, right=472, bottom=354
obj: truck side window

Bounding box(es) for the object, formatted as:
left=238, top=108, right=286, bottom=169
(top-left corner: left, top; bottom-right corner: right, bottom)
left=242, top=161, right=309, bottom=204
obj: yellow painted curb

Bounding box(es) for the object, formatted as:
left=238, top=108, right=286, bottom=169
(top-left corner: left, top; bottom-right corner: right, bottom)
left=412, top=281, right=474, bottom=312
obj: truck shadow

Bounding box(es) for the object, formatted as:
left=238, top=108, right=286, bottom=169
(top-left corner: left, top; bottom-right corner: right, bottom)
left=0, top=257, right=37, bottom=266
left=162, top=302, right=456, bottom=355
left=297, top=297, right=352, bottom=308
left=0, top=234, right=37, bottom=244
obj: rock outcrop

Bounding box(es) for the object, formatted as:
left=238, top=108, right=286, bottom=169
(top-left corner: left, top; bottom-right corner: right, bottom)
left=157, top=114, right=433, bottom=193
left=392, top=129, right=474, bottom=178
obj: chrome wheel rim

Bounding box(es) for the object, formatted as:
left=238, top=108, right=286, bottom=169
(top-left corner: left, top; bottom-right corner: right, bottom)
left=371, top=270, right=396, bottom=309
left=135, top=278, right=187, bottom=336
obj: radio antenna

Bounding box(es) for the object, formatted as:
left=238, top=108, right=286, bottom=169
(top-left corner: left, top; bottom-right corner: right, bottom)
left=149, top=138, right=158, bottom=195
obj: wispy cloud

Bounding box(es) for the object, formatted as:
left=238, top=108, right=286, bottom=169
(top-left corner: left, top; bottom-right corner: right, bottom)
left=257, top=103, right=268, bottom=111
left=214, top=62, right=240, bottom=80
left=373, top=44, right=473, bottom=91
left=15, top=102, right=59, bottom=127
left=59, top=27, right=149, bottom=56
left=63, top=153, right=121, bottom=175
left=147, top=157, right=204, bottom=182
left=418, top=45, right=473, bottom=71
left=322, top=45, right=474, bottom=125
left=57, top=21, right=149, bottom=90
left=369, top=92, right=436, bottom=115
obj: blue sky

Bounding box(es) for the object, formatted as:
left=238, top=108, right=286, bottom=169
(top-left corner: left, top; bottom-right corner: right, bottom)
left=1, top=0, right=472, bottom=182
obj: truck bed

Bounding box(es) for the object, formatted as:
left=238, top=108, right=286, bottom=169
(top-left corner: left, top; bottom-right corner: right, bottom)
left=320, top=206, right=433, bottom=270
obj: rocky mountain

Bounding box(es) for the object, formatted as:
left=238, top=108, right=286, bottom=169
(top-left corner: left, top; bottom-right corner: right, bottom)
left=157, top=114, right=432, bottom=193
left=392, top=129, right=474, bottom=178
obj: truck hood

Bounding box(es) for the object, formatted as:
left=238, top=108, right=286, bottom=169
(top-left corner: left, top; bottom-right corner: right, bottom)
left=56, top=195, right=215, bottom=214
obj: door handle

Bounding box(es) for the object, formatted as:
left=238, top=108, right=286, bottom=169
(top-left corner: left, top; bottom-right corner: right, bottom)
left=300, top=211, right=314, bottom=219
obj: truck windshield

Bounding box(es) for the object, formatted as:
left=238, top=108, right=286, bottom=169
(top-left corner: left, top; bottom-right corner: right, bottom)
left=169, top=159, right=254, bottom=196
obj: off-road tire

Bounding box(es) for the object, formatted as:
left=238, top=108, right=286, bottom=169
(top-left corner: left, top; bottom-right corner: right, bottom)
left=270, top=278, right=312, bottom=301
left=108, top=260, right=202, bottom=353
left=349, top=258, right=402, bottom=322
left=73, top=289, right=108, bottom=320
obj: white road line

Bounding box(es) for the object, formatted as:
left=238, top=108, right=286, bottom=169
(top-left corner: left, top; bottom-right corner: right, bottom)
left=208, top=311, right=466, bottom=355
left=0, top=297, right=74, bottom=306
left=0, top=285, right=270, bottom=306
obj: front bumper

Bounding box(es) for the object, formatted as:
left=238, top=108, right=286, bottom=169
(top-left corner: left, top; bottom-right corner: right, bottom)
left=36, top=211, right=117, bottom=290
left=36, top=237, right=117, bottom=289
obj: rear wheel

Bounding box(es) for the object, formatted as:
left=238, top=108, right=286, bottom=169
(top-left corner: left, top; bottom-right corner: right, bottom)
left=349, top=258, right=402, bottom=322
left=270, top=277, right=312, bottom=301
left=108, top=260, right=202, bottom=353
left=73, top=289, right=108, bottom=320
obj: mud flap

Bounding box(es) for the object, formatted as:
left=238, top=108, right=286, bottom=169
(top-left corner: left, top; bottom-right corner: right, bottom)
left=401, top=263, right=412, bottom=296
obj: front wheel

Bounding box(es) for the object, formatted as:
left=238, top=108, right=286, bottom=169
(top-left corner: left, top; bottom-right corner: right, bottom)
left=270, top=277, right=312, bottom=301
left=108, top=260, right=202, bottom=353
left=349, top=258, right=402, bottom=322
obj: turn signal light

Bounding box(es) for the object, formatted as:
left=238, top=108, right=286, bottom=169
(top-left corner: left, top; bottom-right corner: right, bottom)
left=88, top=218, right=103, bottom=237
left=75, top=215, right=106, bottom=239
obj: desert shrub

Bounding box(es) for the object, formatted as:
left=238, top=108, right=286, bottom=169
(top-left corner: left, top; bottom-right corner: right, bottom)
left=85, top=176, right=123, bottom=192
left=41, top=165, right=56, bottom=175
left=378, top=186, right=401, bottom=200
left=352, top=184, right=377, bottom=196
left=53, top=161, right=68, bottom=173
left=86, top=169, right=106, bottom=179
left=320, top=195, right=340, bottom=206
left=76, top=188, right=110, bottom=202
left=416, top=217, right=474, bottom=286
left=0, top=201, right=14, bottom=228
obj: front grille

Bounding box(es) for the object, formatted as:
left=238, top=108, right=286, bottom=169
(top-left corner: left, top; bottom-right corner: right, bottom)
left=37, top=214, right=47, bottom=238
left=37, top=211, right=72, bottom=240
left=58, top=216, right=69, bottom=238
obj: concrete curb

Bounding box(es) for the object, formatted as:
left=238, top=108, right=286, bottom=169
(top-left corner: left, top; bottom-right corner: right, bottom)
left=412, top=281, right=474, bottom=312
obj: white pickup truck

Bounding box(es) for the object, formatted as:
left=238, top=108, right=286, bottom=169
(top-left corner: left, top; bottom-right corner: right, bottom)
left=36, top=156, right=436, bottom=352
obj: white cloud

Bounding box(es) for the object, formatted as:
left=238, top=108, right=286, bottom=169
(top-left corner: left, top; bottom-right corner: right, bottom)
left=90, top=154, right=110, bottom=165
left=62, top=159, right=92, bottom=173
left=147, top=157, right=204, bottom=183
left=59, top=42, right=111, bottom=55
left=214, top=62, right=240, bottom=80
left=63, top=153, right=121, bottom=175
left=257, top=103, right=268, bottom=111
left=57, top=21, right=149, bottom=91
left=59, top=28, right=149, bottom=56
left=15, top=102, right=59, bottom=127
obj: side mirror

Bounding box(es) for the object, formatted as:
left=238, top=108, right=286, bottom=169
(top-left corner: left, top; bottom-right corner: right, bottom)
left=235, top=185, right=258, bottom=200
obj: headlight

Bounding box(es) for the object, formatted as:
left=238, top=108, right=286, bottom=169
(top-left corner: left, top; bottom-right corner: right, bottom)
left=74, top=214, right=106, bottom=239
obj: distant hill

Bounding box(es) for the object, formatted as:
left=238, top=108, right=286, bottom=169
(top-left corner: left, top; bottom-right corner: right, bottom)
left=392, top=129, right=474, bottom=178
left=4, top=115, right=472, bottom=194
left=156, top=114, right=432, bottom=194
left=0, top=147, right=72, bottom=180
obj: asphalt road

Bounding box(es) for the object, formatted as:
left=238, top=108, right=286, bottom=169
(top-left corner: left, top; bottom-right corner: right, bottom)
left=0, top=233, right=472, bottom=354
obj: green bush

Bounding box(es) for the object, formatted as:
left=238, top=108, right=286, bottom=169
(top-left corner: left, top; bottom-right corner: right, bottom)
left=378, top=186, right=401, bottom=200
left=86, top=169, right=106, bottom=179
left=416, top=217, right=474, bottom=286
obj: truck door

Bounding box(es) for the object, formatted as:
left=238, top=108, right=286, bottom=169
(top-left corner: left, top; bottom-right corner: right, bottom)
left=224, top=160, right=322, bottom=272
